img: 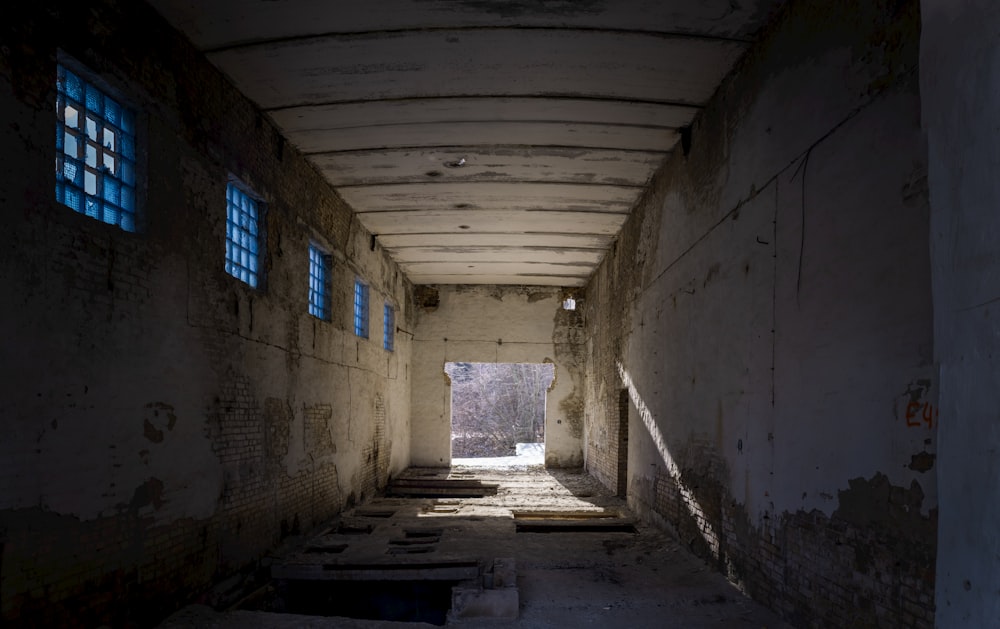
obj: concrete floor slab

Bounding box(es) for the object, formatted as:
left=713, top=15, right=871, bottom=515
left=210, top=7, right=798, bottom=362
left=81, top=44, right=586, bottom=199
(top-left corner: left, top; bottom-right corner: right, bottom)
left=159, top=468, right=792, bottom=628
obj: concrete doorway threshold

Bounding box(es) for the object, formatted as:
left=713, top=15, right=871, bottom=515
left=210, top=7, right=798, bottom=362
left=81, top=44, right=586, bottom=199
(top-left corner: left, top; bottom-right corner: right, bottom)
left=159, top=467, right=791, bottom=628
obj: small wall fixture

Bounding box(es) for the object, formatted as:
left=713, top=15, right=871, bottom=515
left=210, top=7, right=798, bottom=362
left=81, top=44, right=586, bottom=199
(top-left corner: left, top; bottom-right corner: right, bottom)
left=562, top=298, right=576, bottom=310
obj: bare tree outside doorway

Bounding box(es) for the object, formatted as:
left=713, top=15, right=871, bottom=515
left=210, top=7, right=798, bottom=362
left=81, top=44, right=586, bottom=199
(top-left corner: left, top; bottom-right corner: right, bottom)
left=447, top=362, right=555, bottom=458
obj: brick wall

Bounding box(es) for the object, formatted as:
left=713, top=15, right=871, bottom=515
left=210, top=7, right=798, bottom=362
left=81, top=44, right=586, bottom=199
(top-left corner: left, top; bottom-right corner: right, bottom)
left=0, top=1, right=411, bottom=626
left=583, top=246, right=632, bottom=490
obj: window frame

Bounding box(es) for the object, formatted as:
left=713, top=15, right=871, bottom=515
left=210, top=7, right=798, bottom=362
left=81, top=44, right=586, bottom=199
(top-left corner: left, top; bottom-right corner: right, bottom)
left=383, top=303, right=395, bottom=352
left=353, top=278, right=369, bottom=339
left=225, top=179, right=265, bottom=289
left=55, top=55, right=141, bottom=232
left=308, top=243, right=332, bottom=321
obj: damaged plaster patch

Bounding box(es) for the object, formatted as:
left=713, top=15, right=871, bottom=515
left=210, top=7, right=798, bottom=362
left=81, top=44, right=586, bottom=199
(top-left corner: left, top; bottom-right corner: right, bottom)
left=703, top=263, right=721, bottom=288
left=903, top=378, right=932, bottom=404
left=543, top=357, right=557, bottom=392
left=143, top=402, right=177, bottom=443
left=414, top=285, right=439, bottom=311
left=123, top=477, right=164, bottom=513
left=264, top=397, right=292, bottom=462
left=559, top=394, right=584, bottom=439
left=821, top=473, right=938, bottom=601
left=908, top=451, right=935, bottom=473
left=834, top=472, right=935, bottom=535
left=475, top=285, right=559, bottom=302
left=553, top=304, right=586, bottom=441
left=143, top=419, right=164, bottom=443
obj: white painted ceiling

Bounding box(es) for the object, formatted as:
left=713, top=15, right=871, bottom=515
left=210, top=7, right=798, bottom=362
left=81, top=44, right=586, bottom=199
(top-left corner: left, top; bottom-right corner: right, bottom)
left=147, top=0, right=782, bottom=286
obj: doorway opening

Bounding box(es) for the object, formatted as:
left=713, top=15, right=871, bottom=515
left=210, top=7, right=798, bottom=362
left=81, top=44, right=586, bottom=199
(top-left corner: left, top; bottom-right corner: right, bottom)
left=617, top=388, right=630, bottom=498
left=446, top=362, right=555, bottom=465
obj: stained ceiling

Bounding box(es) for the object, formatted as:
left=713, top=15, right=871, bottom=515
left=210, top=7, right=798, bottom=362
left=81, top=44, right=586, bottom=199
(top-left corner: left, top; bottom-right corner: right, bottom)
left=147, top=0, right=782, bottom=286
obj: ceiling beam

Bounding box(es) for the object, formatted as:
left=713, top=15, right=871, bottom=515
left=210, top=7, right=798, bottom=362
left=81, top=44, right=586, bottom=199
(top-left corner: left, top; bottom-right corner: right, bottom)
left=312, top=146, right=666, bottom=187
left=204, top=25, right=753, bottom=55
left=206, top=30, right=747, bottom=109
left=360, top=210, right=627, bottom=235
left=289, top=122, right=681, bottom=154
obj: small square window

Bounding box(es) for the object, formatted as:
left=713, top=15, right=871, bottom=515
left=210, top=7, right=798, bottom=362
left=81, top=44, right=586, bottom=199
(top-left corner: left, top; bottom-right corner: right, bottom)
left=354, top=279, right=369, bottom=339
left=383, top=303, right=395, bottom=352
left=225, top=181, right=263, bottom=288
left=308, top=244, right=332, bottom=321
left=55, top=63, right=138, bottom=232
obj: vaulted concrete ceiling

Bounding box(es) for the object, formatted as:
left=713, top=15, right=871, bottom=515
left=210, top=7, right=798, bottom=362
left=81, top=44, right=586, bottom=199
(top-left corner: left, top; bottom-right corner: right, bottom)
left=148, top=0, right=783, bottom=286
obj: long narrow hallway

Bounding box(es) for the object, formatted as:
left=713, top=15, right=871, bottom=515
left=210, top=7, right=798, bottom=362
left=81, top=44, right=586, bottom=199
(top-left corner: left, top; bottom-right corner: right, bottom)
left=12, top=1, right=1000, bottom=626
left=161, top=467, right=790, bottom=628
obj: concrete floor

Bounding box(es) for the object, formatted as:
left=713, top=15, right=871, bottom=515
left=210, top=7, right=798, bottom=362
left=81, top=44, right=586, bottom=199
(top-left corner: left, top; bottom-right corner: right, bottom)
left=159, top=467, right=792, bottom=628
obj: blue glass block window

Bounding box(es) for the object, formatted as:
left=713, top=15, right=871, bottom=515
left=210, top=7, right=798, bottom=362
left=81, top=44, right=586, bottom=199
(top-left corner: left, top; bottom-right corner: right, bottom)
left=383, top=303, right=395, bottom=352
left=225, top=182, right=262, bottom=288
left=353, top=279, right=369, bottom=339
left=55, top=64, right=138, bottom=232
left=308, top=245, right=331, bottom=321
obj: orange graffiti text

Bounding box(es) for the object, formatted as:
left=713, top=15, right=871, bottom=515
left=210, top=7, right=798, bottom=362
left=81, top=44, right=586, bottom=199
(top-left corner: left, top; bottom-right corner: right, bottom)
left=905, top=401, right=938, bottom=429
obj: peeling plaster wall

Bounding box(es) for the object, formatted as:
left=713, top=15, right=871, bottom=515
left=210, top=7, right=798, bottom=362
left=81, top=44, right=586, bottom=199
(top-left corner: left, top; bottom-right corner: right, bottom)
left=583, top=1, right=936, bottom=627
left=921, top=1, right=1000, bottom=626
left=0, top=2, right=412, bottom=626
left=410, top=285, right=584, bottom=468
